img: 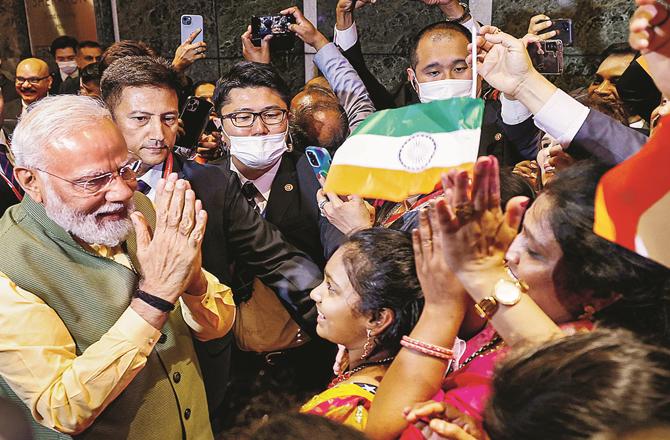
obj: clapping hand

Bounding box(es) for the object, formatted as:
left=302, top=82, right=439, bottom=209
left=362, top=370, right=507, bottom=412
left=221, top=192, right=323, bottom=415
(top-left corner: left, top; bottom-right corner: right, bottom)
left=432, top=157, right=528, bottom=278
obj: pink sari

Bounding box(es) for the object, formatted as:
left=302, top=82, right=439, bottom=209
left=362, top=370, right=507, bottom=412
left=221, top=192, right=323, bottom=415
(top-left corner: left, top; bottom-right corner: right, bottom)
left=400, top=321, right=593, bottom=439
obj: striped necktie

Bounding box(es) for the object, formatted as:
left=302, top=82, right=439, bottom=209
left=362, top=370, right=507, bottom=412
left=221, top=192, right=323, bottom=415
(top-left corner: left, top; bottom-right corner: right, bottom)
left=240, top=181, right=261, bottom=215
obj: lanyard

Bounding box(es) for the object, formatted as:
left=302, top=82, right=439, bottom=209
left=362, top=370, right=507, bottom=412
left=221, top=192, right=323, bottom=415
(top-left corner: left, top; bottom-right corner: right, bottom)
left=162, top=152, right=174, bottom=178
left=0, top=168, right=23, bottom=202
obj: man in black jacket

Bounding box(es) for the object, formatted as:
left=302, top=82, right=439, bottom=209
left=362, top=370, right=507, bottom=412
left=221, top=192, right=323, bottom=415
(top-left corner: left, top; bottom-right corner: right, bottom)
left=100, top=55, right=323, bottom=430
left=333, top=0, right=541, bottom=165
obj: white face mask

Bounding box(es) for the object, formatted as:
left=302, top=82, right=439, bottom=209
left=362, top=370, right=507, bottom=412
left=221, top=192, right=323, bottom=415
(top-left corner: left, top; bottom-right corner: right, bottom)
left=224, top=127, right=288, bottom=170
left=414, top=77, right=473, bottom=103
left=57, top=60, right=78, bottom=76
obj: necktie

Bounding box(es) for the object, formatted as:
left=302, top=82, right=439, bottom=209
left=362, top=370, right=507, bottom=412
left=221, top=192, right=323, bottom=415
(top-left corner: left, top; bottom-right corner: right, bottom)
left=240, top=181, right=261, bottom=214
left=136, top=179, right=151, bottom=195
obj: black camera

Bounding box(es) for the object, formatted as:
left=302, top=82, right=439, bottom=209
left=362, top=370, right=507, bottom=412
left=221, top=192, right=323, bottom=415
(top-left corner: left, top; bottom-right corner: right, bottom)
left=182, top=16, right=192, bottom=25
left=251, top=15, right=297, bottom=51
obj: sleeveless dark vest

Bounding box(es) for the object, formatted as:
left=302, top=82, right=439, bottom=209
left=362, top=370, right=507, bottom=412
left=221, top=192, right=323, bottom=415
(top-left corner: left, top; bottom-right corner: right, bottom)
left=0, top=194, right=213, bottom=439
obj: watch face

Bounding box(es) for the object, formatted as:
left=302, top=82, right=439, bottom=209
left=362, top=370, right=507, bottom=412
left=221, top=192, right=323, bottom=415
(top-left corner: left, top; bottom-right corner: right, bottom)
left=495, top=279, right=522, bottom=305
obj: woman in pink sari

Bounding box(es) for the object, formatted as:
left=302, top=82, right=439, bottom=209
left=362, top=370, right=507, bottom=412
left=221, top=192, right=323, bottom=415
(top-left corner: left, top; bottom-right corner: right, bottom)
left=365, top=157, right=670, bottom=440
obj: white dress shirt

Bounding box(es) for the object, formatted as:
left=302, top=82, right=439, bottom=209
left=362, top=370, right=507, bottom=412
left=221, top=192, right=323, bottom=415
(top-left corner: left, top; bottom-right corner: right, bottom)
left=230, top=158, right=282, bottom=215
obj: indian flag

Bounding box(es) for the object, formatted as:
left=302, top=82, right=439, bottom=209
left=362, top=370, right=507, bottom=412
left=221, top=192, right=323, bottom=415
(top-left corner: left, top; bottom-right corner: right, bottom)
left=594, top=114, right=670, bottom=269
left=323, top=97, right=484, bottom=202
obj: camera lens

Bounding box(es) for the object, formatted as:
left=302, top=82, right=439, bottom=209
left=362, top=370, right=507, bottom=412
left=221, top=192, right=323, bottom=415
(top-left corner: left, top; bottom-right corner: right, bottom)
left=547, top=42, right=556, bottom=50
left=182, top=16, right=192, bottom=25
left=306, top=151, right=319, bottom=167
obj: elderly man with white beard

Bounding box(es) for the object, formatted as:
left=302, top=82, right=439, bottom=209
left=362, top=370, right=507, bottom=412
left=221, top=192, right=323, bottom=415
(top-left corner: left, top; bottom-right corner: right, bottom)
left=0, top=95, right=235, bottom=439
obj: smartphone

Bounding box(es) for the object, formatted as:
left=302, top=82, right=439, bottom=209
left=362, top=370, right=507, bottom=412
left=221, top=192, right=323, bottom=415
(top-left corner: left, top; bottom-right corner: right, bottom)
left=305, top=147, right=332, bottom=181
left=528, top=40, right=564, bottom=76
left=181, top=15, right=204, bottom=44
left=251, top=15, right=297, bottom=51
left=177, top=96, right=214, bottom=149
left=539, top=18, right=573, bottom=47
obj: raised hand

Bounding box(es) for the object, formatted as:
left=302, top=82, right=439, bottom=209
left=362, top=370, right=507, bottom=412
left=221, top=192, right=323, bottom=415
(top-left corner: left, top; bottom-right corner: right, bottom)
left=316, top=189, right=374, bottom=234
left=412, top=202, right=468, bottom=309
left=433, top=156, right=528, bottom=277
left=337, top=0, right=377, bottom=12
left=527, top=14, right=557, bottom=40
left=131, top=173, right=208, bottom=304
left=281, top=6, right=330, bottom=51
left=172, top=29, right=207, bottom=73
left=630, top=0, right=670, bottom=97
left=241, top=25, right=271, bottom=64
left=468, top=27, right=538, bottom=99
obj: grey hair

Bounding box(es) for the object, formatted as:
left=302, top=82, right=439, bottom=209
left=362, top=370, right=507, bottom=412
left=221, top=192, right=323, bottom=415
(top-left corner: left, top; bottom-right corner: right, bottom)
left=11, top=95, right=113, bottom=169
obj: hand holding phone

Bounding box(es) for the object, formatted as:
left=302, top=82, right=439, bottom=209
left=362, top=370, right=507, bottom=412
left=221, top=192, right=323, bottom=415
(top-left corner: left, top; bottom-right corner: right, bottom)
left=251, top=14, right=297, bottom=51
left=181, top=15, right=204, bottom=44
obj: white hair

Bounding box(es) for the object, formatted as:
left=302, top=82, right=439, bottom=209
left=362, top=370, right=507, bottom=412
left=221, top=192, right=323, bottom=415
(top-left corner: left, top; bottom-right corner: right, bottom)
left=11, top=95, right=113, bottom=169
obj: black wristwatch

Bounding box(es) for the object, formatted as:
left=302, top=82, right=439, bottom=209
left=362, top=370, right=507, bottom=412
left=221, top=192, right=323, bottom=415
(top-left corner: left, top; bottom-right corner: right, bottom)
left=133, top=289, right=176, bottom=313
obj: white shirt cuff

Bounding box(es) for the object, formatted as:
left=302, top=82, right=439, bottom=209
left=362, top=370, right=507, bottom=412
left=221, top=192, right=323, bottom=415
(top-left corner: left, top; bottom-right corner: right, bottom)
left=533, top=89, right=590, bottom=149
left=333, top=22, right=358, bottom=52
left=500, top=93, right=533, bottom=125
left=460, top=17, right=480, bottom=33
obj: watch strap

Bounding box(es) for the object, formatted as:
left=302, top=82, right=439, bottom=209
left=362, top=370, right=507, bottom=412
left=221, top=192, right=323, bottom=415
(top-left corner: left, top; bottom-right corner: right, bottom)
left=474, top=296, right=499, bottom=320
left=134, top=289, right=176, bottom=313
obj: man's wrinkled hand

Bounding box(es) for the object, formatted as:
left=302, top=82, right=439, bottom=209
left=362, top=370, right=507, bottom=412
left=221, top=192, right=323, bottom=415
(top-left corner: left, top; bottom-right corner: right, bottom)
left=131, top=173, right=208, bottom=303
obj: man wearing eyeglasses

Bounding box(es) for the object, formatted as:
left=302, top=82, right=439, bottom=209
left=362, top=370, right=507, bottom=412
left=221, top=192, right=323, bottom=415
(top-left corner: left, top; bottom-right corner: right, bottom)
left=2, top=58, right=53, bottom=136
left=0, top=94, right=235, bottom=439
left=100, top=55, right=323, bottom=429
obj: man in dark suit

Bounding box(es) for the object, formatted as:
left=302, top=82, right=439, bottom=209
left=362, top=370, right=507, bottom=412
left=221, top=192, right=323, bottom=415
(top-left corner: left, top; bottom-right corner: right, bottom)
left=333, top=1, right=541, bottom=165
left=59, top=40, right=104, bottom=95
left=49, top=35, right=79, bottom=95
left=473, top=28, right=647, bottom=166
left=0, top=90, right=23, bottom=215
left=100, top=55, right=323, bottom=431
left=3, top=58, right=52, bottom=136
left=211, top=61, right=335, bottom=409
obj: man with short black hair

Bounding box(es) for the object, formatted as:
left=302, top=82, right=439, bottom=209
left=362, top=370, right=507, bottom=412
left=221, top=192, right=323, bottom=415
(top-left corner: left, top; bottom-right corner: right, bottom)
left=49, top=35, right=79, bottom=94
left=59, top=40, right=104, bottom=95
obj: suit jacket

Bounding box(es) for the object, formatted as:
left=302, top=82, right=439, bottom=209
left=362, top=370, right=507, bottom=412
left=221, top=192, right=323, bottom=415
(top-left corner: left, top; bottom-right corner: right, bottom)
left=341, top=41, right=541, bottom=166
left=2, top=98, right=21, bottom=136
left=571, top=109, right=648, bottom=165
left=59, top=75, right=80, bottom=95
left=218, top=151, right=327, bottom=269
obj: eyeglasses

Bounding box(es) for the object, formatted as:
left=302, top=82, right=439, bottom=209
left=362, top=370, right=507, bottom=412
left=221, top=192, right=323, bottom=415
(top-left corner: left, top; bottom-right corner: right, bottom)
left=15, top=76, right=50, bottom=85
left=221, top=109, right=287, bottom=128
left=34, top=162, right=139, bottom=195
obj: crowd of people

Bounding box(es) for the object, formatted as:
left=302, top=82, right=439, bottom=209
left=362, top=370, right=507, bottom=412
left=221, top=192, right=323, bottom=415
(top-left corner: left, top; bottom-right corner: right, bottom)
left=0, top=0, right=669, bottom=439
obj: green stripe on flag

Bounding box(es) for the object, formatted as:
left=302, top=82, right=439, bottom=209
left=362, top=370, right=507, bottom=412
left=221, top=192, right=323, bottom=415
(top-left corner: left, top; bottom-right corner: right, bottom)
left=351, top=97, right=485, bottom=137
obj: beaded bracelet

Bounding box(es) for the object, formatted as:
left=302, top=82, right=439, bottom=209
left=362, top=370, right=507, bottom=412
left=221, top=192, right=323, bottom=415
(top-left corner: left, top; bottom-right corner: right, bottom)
left=402, top=336, right=454, bottom=355
left=400, top=336, right=454, bottom=361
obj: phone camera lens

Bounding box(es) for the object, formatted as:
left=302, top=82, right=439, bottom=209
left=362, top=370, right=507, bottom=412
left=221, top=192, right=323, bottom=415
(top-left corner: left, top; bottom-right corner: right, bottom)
left=182, top=16, right=192, bottom=25
left=547, top=42, right=556, bottom=50
left=306, top=151, right=319, bottom=167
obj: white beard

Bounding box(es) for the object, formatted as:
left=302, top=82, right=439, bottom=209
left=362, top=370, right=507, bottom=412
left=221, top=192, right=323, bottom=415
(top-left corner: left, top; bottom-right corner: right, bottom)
left=43, top=186, right=135, bottom=247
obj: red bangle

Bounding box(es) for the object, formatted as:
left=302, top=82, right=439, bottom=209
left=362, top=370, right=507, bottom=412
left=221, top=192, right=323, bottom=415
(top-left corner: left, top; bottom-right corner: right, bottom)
left=400, top=337, right=454, bottom=361
left=402, top=336, right=454, bottom=356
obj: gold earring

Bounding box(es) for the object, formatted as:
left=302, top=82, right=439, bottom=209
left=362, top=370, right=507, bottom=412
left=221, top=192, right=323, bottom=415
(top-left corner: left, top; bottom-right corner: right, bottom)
left=361, top=329, right=373, bottom=360
left=578, top=304, right=596, bottom=321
